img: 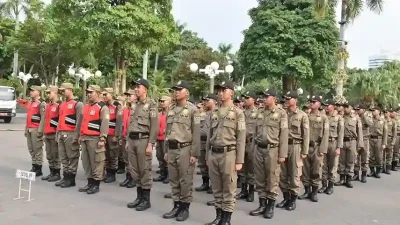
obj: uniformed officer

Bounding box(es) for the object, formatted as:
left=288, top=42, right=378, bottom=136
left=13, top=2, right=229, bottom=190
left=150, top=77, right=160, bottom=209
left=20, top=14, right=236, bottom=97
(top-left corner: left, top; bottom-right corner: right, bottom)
left=42, top=85, right=61, bottom=182
left=56, top=83, right=83, bottom=188
left=116, top=95, right=127, bottom=174
left=126, top=78, right=158, bottom=211
left=319, top=99, right=343, bottom=194
left=235, top=91, right=257, bottom=202
left=276, top=90, right=309, bottom=211
left=392, top=109, right=400, bottom=171
left=233, top=96, right=243, bottom=109
left=101, top=88, right=123, bottom=183
left=24, top=85, right=46, bottom=176
left=335, top=102, right=363, bottom=188
left=119, top=89, right=136, bottom=188
left=205, top=81, right=246, bottom=225
left=162, top=81, right=200, bottom=222
left=76, top=85, right=109, bottom=194
left=298, top=95, right=328, bottom=203
left=153, top=95, right=171, bottom=184
left=383, top=109, right=397, bottom=174
left=249, top=89, right=288, bottom=219
left=354, top=103, right=372, bottom=183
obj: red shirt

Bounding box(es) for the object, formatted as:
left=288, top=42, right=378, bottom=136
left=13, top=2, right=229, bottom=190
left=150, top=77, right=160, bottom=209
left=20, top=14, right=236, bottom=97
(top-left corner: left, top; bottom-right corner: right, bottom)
left=158, top=112, right=167, bottom=141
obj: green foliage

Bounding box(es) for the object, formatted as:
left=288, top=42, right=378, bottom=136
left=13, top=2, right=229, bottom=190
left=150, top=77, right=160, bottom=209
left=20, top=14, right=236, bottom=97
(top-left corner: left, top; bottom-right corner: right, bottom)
left=0, top=76, right=22, bottom=94
left=242, top=78, right=282, bottom=95
left=148, top=71, right=170, bottom=99
left=0, top=16, right=13, bottom=77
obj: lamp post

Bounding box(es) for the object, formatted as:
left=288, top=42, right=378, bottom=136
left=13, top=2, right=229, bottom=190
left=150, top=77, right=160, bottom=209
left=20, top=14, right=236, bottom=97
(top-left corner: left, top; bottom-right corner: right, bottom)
left=189, top=62, right=234, bottom=93
left=68, top=66, right=101, bottom=103
left=17, top=72, right=32, bottom=99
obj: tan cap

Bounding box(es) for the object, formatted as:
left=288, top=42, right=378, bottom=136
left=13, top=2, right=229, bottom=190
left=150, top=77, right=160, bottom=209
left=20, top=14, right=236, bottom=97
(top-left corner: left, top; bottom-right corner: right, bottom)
left=101, top=87, right=114, bottom=94
left=124, top=89, right=135, bottom=95
left=117, top=96, right=125, bottom=101
left=29, top=85, right=42, bottom=92
left=45, top=85, right=58, bottom=93
left=160, top=95, right=171, bottom=101
left=59, top=83, right=74, bottom=90
left=86, top=85, right=101, bottom=92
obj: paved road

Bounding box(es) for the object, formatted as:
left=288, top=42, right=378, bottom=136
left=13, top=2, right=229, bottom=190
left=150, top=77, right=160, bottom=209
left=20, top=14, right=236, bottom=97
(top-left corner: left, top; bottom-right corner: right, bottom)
left=1, top=118, right=400, bottom=225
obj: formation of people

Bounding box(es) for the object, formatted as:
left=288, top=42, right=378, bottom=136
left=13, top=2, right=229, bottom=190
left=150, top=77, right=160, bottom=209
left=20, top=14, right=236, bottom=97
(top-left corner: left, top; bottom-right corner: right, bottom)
left=17, top=80, right=400, bottom=225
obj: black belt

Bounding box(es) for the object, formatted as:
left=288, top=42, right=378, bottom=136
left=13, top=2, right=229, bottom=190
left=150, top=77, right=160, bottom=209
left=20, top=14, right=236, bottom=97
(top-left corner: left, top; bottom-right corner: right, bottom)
left=309, top=140, right=321, bottom=147
left=328, top=137, right=337, bottom=142
left=129, top=132, right=149, bottom=140
left=257, top=143, right=278, bottom=148
left=397, top=133, right=400, bottom=136
left=363, top=136, right=369, bottom=140
left=288, top=139, right=302, bottom=145
left=212, top=145, right=236, bottom=153
left=168, top=140, right=191, bottom=149
left=370, top=135, right=382, bottom=139
left=343, top=137, right=356, bottom=142
left=201, top=136, right=207, bottom=141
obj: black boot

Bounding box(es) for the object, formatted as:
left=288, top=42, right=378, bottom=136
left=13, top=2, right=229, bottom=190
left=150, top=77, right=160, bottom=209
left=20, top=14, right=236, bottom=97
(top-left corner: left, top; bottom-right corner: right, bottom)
left=195, top=176, right=210, bottom=192
left=391, top=161, right=398, bottom=171
left=207, top=185, right=213, bottom=194
left=375, top=167, right=381, bottom=178
left=35, top=165, right=43, bottom=177
left=325, top=181, right=334, bottom=195
left=318, top=180, right=327, bottom=193
left=235, top=182, right=248, bottom=199
left=162, top=170, right=169, bottom=184
left=163, top=201, right=181, bottom=219
left=30, top=164, right=35, bottom=172
left=120, top=173, right=131, bottom=187
left=276, top=192, right=290, bottom=208
left=117, top=161, right=125, bottom=174
left=48, top=168, right=61, bottom=182
left=127, top=187, right=142, bottom=208
left=360, top=171, right=367, bottom=183
left=79, top=178, right=93, bottom=192
left=246, top=185, right=255, bottom=202
left=136, top=189, right=151, bottom=211
left=176, top=202, right=190, bottom=221
left=345, top=175, right=353, bottom=188
left=264, top=198, right=275, bottom=219
left=220, top=211, right=232, bottom=225
left=384, top=164, right=391, bottom=174
left=285, top=193, right=297, bottom=211
left=126, top=179, right=136, bottom=188
left=55, top=171, right=67, bottom=187
left=153, top=168, right=167, bottom=182
left=334, top=175, right=346, bottom=186
left=87, top=179, right=100, bottom=194
left=310, top=186, right=318, bottom=202
left=42, top=168, right=53, bottom=180
left=61, top=173, right=76, bottom=188
left=367, top=167, right=375, bottom=177
left=206, top=199, right=216, bottom=206
left=164, top=193, right=172, bottom=199
left=205, top=208, right=222, bottom=225
left=249, top=198, right=266, bottom=216
left=352, top=170, right=360, bottom=181
left=298, top=186, right=310, bottom=200
left=104, top=169, right=116, bottom=183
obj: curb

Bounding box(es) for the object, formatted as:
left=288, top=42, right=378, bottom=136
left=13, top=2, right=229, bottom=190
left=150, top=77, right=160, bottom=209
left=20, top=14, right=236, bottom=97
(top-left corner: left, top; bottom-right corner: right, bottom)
left=0, top=129, right=24, bottom=131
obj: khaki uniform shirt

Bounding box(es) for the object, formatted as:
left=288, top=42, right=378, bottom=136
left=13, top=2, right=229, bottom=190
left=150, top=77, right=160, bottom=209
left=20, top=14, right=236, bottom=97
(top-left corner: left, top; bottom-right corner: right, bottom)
left=327, top=112, right=344, bottom=149
left=308, top=111, right=329, bottom=154
left=386, top=117, right=397, bottom=147
left=370, top=117, right=388, bottom=146
left=128, top=97, right=158, bottom=144
left=287, top=108, right=310, bottom=155
left=200, top=111, right=208, bottom=141
left=244, top=107, right=258, bottom=142
left=343, top=114, right=364, bottom=148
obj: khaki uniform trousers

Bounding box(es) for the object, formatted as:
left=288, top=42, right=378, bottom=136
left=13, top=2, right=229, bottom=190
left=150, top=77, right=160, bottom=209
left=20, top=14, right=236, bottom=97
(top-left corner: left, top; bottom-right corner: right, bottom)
left=393, top=136, right=400, bottom=163
left=369, top=138, right=383, bottom=167
left=254, top=145, right=280, bottom=200
left=120, top=139, right=129, bottom=166
left=127, top=138, right=152, bottom=189
left=168, top=145, right=195, bottom=203
left=58, top=131, right=80, bottom=174
left=338, top=139, right=356, bottom=175
left=198, top=141, right=209, bottom=177
left=279, top=144, right=302, bottom=195
left=26, top=128, right=44, bottom=165
left=301, top=145, right=323, bottom=187
left=355, top=138, right=369, bottom=172
left=105, top=135, right=119, bottom=170
left=322, top=140, right=338, bottom=182
left=209, top=149, right=237, bottom=212
left=384, top=137, right=394, bottom=165
left=44, top=134, right=60, bottom=169
left=81, top=137, right=106, bottom=180
left=156, top=140, right=167, bottom=169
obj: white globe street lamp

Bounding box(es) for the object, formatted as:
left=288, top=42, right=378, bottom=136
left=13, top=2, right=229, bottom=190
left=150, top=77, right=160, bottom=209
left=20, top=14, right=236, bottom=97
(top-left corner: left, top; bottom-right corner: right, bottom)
left=68, top=65, right=101, bottom=103
left=190, top=62, right=234, bottom=93
left=17, top=72, right=34, bottom=99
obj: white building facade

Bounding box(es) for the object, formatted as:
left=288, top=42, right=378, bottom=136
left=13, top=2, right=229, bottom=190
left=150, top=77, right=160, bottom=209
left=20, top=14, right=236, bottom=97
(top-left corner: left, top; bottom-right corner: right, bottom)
left=368, top=51, right=400, bottom=69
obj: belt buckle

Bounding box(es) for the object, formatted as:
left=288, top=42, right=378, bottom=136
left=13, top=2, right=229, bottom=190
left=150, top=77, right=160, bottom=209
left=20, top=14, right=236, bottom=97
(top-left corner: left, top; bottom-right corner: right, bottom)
left=63, top=134, right=67, bottom=138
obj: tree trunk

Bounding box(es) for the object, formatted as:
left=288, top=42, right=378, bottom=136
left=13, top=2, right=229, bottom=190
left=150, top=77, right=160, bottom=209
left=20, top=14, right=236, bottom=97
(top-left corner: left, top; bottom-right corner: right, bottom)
left=12, top=12, right=20, bottom=77
left=335, top=0, right=347, bottom=99
left=282, top=76, right=294, bottom=93
left=143, top=50, right=149, bottom=79
left=154, top=52, right=159, bottom=72
left=120, top=48, right=127, bottom=94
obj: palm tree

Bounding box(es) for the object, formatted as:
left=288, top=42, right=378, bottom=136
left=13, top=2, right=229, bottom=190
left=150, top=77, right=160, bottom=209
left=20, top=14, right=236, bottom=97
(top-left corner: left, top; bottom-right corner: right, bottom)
left=218, top=43, right=233, bottom=61
left=313, top=0, right=384, bottom=103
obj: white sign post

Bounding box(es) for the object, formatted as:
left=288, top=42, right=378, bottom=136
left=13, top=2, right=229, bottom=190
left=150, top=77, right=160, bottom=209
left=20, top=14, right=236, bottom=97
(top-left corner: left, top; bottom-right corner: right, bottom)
left=14, top=169, right=36, bottom=201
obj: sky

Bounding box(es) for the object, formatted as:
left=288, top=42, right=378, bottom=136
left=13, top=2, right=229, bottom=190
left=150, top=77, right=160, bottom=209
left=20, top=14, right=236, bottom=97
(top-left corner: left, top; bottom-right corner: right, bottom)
left=172, top=0, right=400, bottom=69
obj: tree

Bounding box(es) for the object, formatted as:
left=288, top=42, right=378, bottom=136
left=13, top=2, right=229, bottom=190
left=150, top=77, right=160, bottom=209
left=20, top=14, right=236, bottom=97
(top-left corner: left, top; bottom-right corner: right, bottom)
left=239, top=0, right=338, bottom=92
left=313, top=0, right=384, bottom=102
left=0, top=16, right=14, bottom=77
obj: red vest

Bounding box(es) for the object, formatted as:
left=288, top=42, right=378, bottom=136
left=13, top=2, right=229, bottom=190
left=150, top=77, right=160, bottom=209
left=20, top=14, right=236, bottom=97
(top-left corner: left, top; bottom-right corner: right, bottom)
left=108, top=104, right=117, bottom=136
left=122, top=107, right=130, bottom=137
left=26, top=100, right=42, bottom=128
left=58, top=100, right=77, bottom=131
left=158, top=112, right=167, bottom=141
left=44, top=102, right=59, bottom=134
left=80, top=102, right=104, bottom=136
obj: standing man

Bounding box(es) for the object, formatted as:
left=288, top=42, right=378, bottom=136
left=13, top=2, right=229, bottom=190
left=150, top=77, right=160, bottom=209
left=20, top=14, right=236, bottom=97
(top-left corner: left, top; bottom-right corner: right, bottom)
left=126, top=78, right=158, bottom=211
left=162, top=81, right=200, bottom=222
left=276, top=90, right=309, bottom=211
left=383, top=109, right=397, bottom=174
left=42, top=85, right=61, bottom=182
left=24, top=85, right=46, bottom=176
left=102, top=88, right=123, bottom=183
left=392, top=110, right=400, bottom=171
left=319, top=99, right=343, bottom=194
left=77, top=85, right=109, bottom=194
left=249, top=89, right=288, bottom=219
left=153, top=95, right=171, bottom=184
left=367, top=107, right=387, bottom=178
left=56, top=83, right=83, bottom=188
left=236, top=91, right=258, bottom=202
left=298, top=96, right=328, bottom=203
left=335, top=102, right=363, bottom=188
left=205, top=81, right=246, bottom=225
left=354, top=103, right=372, bottom=183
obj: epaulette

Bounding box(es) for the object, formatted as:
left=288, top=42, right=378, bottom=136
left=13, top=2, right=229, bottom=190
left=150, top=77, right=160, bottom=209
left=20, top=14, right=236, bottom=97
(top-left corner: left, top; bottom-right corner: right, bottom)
left=98, top=101, right=106, bottom=107
left=113, top=101, right=120, bottom=107
left=56, top=100, right=63, bottom=105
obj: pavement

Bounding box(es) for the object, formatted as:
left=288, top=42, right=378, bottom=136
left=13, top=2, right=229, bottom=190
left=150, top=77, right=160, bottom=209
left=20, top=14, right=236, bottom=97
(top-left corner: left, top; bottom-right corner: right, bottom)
left=1, top=117, right=400, bottom=225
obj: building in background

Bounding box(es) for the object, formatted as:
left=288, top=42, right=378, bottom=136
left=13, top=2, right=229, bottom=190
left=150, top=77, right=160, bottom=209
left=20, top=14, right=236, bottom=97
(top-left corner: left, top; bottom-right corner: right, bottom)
left=368, top=51, right=400, bottom=69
